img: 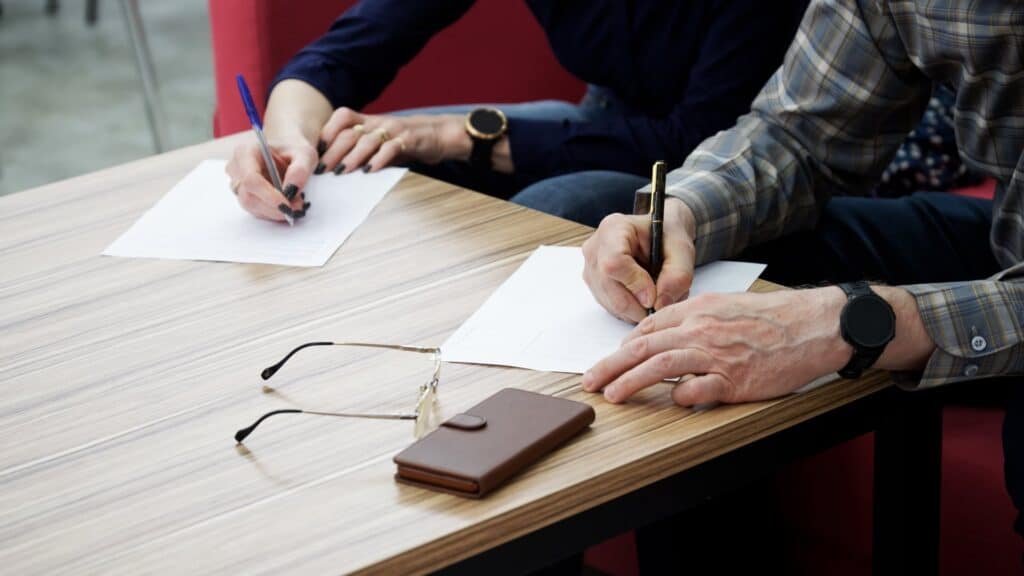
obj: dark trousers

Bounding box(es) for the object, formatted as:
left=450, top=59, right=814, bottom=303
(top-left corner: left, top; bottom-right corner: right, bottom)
left=638, top=191, right=1023, bottom=573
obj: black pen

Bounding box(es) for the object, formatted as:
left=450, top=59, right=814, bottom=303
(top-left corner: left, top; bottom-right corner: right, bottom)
left=647, top=161, right=666, bottom=315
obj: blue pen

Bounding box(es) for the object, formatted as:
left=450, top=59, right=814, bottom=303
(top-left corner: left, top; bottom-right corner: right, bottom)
left=235, top=74, right=293, bottom=226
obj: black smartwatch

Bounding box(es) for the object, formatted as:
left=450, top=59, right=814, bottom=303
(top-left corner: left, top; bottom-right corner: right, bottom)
left=837, top=281, right=896, bottom=379
left=465, top=107, right=508, bottom=172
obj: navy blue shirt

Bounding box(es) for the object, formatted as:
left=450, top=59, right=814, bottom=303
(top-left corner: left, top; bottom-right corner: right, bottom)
left=273, top=0, right=809, bottom=178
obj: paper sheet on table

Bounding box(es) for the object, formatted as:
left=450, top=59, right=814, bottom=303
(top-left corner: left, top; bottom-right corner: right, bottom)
left=442, top=245, right=768, bottom=373
left=103, top=159, right=406, bottom=267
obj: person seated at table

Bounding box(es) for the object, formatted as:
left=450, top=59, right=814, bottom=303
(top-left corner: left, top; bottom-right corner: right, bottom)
left=226, top=0, right=810, bottom=225
left=579, top=0, right=1024, bottom=552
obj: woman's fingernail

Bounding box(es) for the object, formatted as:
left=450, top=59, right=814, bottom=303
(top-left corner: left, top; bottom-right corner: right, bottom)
left=636, top=289, right=652, bottom=309
left=314, top=162, right=325, bottom=175
left=283, top=184, right=299, bottom=201
left=317, top=140, right=327, bottom=156
left=277, top=203, right=294, bottom=217
left=333, top=163, right=346, bottom=175
left=361, top=165, right=371, bottom=173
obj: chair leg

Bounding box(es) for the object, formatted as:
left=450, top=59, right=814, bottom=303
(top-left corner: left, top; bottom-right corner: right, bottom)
left=45, top=0, right=58, bottom=16
left=86, top=0, right=98, bottom=25
left=118, top=0, right=167, bottom=152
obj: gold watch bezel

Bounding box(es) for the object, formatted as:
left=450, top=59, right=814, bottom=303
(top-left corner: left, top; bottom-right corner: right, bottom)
left=465, top=107, right=508, bottom=141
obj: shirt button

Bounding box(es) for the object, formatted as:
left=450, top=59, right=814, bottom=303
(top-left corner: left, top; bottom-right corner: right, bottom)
left=971, top=335, right=987, bottom=352
left=964, top=364, right=979, bottom=377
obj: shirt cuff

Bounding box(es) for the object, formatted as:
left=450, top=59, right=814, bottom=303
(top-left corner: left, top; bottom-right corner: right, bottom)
left=506, top=117, right=574, bottom=180
left=901, top=280, right=1024, bottom=388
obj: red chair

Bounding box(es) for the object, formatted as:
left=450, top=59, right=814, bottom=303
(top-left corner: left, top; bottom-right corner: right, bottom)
left=208, top=0, right=585, bottom=137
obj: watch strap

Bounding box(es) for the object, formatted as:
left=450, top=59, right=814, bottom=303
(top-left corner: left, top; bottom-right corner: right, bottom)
left=469, top=138, right=496, bottom=172
left=838, top=281, right=887, bottom=379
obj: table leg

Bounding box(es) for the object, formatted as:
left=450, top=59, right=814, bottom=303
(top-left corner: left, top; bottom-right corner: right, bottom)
left=872, top=390, right=942, bottom=576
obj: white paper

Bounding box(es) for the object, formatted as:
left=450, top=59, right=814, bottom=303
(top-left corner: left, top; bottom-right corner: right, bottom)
left=103, top=159, right=406, bottom=267
left=442, top=245, right=767, bottom=373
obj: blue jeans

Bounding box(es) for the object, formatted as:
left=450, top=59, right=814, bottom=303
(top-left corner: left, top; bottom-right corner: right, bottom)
left=393, top=87, right=646, bottom=224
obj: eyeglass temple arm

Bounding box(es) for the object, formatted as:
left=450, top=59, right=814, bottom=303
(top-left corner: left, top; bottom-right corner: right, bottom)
left=261, top=341, right=441, bottom=381
left=234, top=409, right=418, bottom=443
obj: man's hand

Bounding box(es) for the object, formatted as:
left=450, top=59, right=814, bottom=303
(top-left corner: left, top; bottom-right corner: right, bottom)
left=582, top=287, right=855, bottom=405
left=582, top=198, right=698, bottom=324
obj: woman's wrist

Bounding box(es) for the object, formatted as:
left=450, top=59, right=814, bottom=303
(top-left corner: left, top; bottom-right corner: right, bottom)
left=263, top=79, right=333, bottom=147
left=437, top=114, right=472, bottom=162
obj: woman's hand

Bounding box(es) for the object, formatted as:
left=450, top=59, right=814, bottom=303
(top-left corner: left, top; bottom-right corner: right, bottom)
left=225, top=79, right=332, bottom=223
left=225, top=135, right=316, bottom=223
left=317, top=107, right=471, bottom=174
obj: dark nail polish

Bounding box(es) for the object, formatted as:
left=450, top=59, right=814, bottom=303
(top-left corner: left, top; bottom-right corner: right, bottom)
left=283, top=184, right=299, bottom=201
left=314, top=162, right=325, bottom=175
left=317, top=140, right=327, bottom=156
left=293, top=209, right=305, bottom=219
left=361, top=165, right=371, bottom=173
left=277, top=203, right=294, bottom=217
left=333, top=163, right=346, bottom=175
left=303, top=201, right=311, bottom=210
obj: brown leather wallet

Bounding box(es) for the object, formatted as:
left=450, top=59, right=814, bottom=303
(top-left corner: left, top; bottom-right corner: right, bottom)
left=393, top=388, right=595, bottom=498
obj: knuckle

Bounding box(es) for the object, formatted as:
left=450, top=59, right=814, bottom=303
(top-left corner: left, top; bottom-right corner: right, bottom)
left=598, top=212, right=626, bottom=230
left=637, top=315, right=656, bottom=335
left=599, top=255, right=627, bottom=278
left=655, top=352, right=676, bottom=373
left=581, top=237, right=596, bottom=258
left=609, top=290, right=630, bottom=316
left=627, top=336, right=648, bottom=360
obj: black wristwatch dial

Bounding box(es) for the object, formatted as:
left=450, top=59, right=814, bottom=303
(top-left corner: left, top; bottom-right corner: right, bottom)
left=466, top=107, right=508, bottom=171
left=838, top=281, right=895, bottom=379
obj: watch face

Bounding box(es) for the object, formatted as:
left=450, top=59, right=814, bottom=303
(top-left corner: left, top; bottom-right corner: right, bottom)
left=844, top=295, right=895, bottom=348
left=469, top=108, right=505, bottom=137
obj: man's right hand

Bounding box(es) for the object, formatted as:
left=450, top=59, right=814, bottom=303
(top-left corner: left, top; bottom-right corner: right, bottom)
left=582, top=198, right=698, bottom=324
left=225, top=135, right=318, bottom=223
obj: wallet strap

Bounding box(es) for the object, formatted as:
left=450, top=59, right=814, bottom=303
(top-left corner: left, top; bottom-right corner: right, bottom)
left=441, top=413, right=487, bottom=430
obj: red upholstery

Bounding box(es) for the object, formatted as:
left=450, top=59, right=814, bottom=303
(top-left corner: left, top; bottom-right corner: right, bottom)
left=208, top=0, right=585, bottom=137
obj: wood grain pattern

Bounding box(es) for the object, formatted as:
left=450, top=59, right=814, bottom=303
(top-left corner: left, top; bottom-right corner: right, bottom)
left=0, top=134, right=892, bottom=575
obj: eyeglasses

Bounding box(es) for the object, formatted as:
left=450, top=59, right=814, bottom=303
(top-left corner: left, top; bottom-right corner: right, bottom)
left=234, top=342, right=442, bottom=443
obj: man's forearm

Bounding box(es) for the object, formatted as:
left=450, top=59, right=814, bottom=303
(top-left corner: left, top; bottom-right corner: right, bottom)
left=264, top=79, right=333, bottom=145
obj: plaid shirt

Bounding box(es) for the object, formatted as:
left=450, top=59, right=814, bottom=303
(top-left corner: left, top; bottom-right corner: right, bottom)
left=650, top=0, right=1024, bottom=388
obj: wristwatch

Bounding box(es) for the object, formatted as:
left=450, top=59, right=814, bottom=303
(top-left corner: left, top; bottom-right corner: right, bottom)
left=837, top=281, right=896, bottom=379
left=465, top=107, right=508, bottom=172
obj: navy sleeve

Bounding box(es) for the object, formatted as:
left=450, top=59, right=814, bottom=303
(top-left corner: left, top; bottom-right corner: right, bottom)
left=271, top=0, right=475, bottom=110
left=509, top=0, right=803, bottom=179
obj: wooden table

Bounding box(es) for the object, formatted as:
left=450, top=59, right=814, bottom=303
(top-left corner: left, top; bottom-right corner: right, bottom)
left=0, top=135, right=940, bottom=575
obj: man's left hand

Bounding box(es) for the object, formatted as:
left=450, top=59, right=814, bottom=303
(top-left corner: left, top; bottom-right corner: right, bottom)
left=582, top=287, right=854, bottom=405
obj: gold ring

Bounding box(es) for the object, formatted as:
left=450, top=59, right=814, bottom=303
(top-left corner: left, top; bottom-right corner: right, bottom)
left=375, top=128, right=391, bottom=143
left=396, top=137, right=407, bottom=152
left=353, top=123, right=365, bottom=134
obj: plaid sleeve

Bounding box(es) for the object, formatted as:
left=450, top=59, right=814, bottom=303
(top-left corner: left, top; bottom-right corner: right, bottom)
left=642, top=0, right=932, bottom=265
left=901, top=265, right=1024, bottom=388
